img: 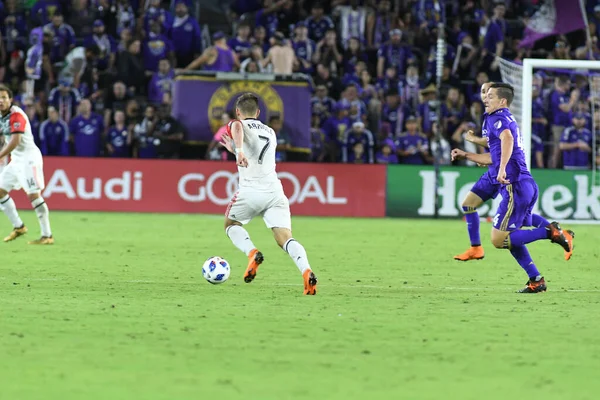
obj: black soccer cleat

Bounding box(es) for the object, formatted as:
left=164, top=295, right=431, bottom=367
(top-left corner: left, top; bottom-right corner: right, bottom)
left=547, top=222, right=570, bottom=252
left=518, top=277, right=547, bottom=293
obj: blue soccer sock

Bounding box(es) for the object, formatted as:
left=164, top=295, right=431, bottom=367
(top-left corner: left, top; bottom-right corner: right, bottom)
left=462, top=206, right=481, bottom=246
left=531, top=214, right=549, bottom=228
left=508, top=227, right=548, bottom=247
left=510, top=245, right=541, bottom=279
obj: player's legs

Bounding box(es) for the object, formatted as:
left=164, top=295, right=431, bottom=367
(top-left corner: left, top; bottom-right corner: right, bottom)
left=223, top=190, right=263, bottom=283
left=264, top=196, right=317, bottom=295
left=16, top=160, right=53, bottom=244
left=0, top=164, right=27, bottom=242
left=491, top=180, right=571, bottom=293
left=454, top=175, right=496, bottom=261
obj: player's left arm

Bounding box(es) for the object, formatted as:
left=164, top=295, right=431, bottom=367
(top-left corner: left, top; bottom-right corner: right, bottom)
left=230, top=120, right=248, bottom=167
left=0, top=114, right=25, bottom=159
left=497, top=128, right=513, bottom=184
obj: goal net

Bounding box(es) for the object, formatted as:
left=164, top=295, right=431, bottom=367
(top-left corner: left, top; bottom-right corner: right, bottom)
left=497, top=57, right=600, bottom=186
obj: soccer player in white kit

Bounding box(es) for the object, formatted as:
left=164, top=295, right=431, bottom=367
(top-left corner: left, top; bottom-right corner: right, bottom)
left=0, top=85, right=53, bottom=244
left=220, top=93, right=318, bottom=295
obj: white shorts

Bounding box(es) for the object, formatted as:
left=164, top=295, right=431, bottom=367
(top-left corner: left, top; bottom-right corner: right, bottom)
left=0, top=158, right=45, bottom=194
left=225, top=188, right=291, bottom=230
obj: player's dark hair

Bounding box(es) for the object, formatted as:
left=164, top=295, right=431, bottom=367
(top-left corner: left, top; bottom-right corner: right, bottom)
left=235, top=92, right=259, bottom=116
left=0, top=84, right=13, bottom=99
left=490, top=83, right=514, bottom=106
left=269, top=115, right=281, bottom=123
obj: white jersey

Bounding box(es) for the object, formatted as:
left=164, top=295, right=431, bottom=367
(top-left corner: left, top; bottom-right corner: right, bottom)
left=230, top=119, right=282, bottom=191
left=0, top=105, right=43, bottom=162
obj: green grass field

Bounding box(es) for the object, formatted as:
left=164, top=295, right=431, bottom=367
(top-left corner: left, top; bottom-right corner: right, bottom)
left=0, top=212, right=599, bottom=400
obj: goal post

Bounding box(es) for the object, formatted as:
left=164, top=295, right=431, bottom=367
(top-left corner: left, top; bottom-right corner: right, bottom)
left=520, top=58, right=600, bottom=171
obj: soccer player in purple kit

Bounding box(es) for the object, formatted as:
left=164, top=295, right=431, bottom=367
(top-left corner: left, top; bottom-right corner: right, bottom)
left=452, top=83, right=575, bottom=293
left=454, top=81, right=500, bottom=261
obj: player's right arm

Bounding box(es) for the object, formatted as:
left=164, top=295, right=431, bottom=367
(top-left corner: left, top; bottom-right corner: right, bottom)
left=229, top=120, right=248, bottom=167
left=451, top=148, right=492, bottom=165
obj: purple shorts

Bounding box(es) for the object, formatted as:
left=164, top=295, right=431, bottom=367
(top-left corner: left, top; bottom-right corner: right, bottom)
left=493, top=179, right=539, bottom=232
left=471, top=172, right=501, bottom=202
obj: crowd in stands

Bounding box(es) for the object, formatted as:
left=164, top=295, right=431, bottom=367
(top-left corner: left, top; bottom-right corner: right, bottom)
left=1, top=0, right=599, bottom=170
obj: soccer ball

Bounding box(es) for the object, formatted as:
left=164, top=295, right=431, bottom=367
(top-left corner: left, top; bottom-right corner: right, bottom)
left=202, top=256, right=231, bottom=284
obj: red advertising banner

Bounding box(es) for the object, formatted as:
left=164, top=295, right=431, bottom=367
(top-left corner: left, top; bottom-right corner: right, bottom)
left=12, top=158, right=386, bottom=217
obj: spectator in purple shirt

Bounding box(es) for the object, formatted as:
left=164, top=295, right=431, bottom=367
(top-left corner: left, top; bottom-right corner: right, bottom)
left=83, top=20, right=116, bottom=72
left=144, top=0, right=174, bottom=35
left=44, top=12, right=76, bottom=64
left=381, top=90, right=410, bottom=138
left=531, top=84, right=548, bottom=142
left=376, top=29, right=414, bottom=80
left=476, top=9, right=503, bottom=78
left=106, top=110, right=131, bottom=158
left=228, top=22, right=253, bottom=60
left=305, top=2, right=334, bottom=43
left=375, top=138, right=398, bottom=164
left=395, top=116, right=430, bottom=165
left=48, top=79, right=81, bottom=124
left=148, top=58, right=174, bottom=106
left=292, top=22, right=316, bottom=73
left=255, top=0, right=288, bottom=38
left=560, top=113, right=593, bottom=170
left=170, top=0, right=202, bottom=68
left=341, top=121, right=375, bottom=164
left=31, top=0, right=62, bottom=26
left=310, top=84, right=335, bottom=122
left=549, top=75, right=580, bottom=168
left=184, top=31, right=238, bottom=72
left=70, top=99, right=104, bottom=157
left=143, top=19, right=174, bottom=74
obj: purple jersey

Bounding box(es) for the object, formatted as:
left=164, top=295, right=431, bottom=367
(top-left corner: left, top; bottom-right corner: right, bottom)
left=107, top=126, right=130, bottom=158
left=322, top=115, right=351, bottom=143
left=342, top=130, right=375, bottom=163
left=228, top=37, right=252, bottom=56
left=206, top=47, right=235, bottom=72
left=305, top=16, right=334, bottom=43
left=70, top=113, right=104, bottom=157
left=560, top=127, right=592, bottom=169
left=381, top=104, right=410, bottom=137
left=143, top=33, right=173, bottom=72
left=39, top=119, right=69, bottom=156
left=486, top=108, right=532, bottom=183
left=148, top=70, right=175, bottom=105
left=170, top=16, right=202, bottom=58
left=377, top=44, right=413, bottom=78
left=395, top=133, right=428, bottom=165
left=550, top=90, right=571, bottom=126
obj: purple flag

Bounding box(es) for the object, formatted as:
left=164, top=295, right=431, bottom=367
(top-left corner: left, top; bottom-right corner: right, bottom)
left=520, top=0, right=586, bottom=48
left=172, top=76, right=312, bottom=150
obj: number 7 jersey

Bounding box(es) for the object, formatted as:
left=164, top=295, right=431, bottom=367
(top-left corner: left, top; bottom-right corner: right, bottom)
left=228, top=118, right=282, bottom=191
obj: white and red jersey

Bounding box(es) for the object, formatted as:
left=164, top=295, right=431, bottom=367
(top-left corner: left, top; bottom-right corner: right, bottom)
left=0, top=105, right=43, bottom=162
left=227, top=118, right=281, bottom=191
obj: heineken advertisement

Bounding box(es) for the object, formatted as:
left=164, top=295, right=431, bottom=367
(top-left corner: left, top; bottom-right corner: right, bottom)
left=387, top=166, right=600, bottom=220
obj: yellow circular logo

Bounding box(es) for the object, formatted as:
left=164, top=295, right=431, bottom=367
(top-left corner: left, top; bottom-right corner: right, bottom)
left=208, top=81, right=284, bottom=133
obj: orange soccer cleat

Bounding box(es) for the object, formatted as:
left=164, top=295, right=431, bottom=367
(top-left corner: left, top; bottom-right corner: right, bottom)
left=243, top=249, right=264, bottom=283
left=303, top=269, right=318, bottom=295
left=453, top=246, right=485, bottom=261
left=547, top=222, right=574, bottom=261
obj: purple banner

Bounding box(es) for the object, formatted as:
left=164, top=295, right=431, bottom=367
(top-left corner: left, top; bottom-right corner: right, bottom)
left=520, top=0, right=586, bottom=48
left=172, top=76, right=311, bottom=151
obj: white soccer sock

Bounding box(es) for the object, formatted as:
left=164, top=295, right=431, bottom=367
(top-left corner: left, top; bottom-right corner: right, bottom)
left=0, top=195, right=24, bottom=228
left=31, top=197, right=52, bottom=237
left=225, top=225, right=256, bottom=256
left=283, top=238, right=311, bottom=275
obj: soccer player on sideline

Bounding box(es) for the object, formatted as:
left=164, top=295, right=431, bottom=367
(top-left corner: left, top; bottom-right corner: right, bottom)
left=0, top=85, right=53, bottom=244
left=454, top=81, right=557, bottom=261
left=451, top=83, right=574, bottom=293
left=218, top=93, right=318, bottom=295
